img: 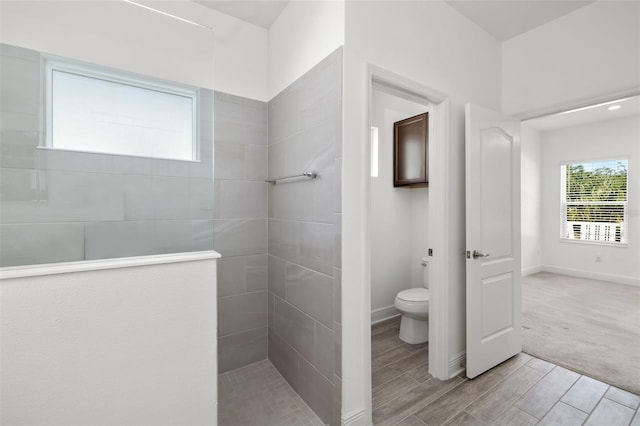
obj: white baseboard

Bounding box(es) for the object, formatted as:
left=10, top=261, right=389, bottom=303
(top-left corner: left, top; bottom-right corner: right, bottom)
left=371, top=305, right=400, bottom=324
left=342, top=408, right=367, bottom=426
left=449, top=351, right=466, bottom=379
left=521, top=265, right=542, bottom=277
left=542, top=265, right=640, bottom=287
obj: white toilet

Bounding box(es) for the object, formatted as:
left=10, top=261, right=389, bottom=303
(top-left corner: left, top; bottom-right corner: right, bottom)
left=394, top=257, right=429, bottom=344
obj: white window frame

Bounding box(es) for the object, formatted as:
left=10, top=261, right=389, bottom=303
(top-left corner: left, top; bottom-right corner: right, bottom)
left=560, top=157, right=629, bottom=246
left=43, top=55, right=199, bottom=161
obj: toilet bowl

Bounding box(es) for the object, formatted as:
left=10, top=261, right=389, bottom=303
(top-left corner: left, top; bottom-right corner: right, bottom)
left=394, top=258, right=429, bottom=344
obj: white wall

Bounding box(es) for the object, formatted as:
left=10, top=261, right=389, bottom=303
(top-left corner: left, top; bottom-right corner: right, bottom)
left=268, top=0, right=345, bottom=99
left=0, top=1, right=214, bottom=89
left=1, top=255, right=218, bottom=425
left=0, top=0, right=269, bottom=100
left=410, top=190, right=430, bottom=291
left=139, top=0, right=269, bottom=100
left=502, top=1, right=640, bottom=117
left=521, top=124, right=543, bottom=275
left=540, top=115, right=640, bottom=286
left=342, top=1, right=502, bottom=422
left=370, top=88, right=429, bottom=319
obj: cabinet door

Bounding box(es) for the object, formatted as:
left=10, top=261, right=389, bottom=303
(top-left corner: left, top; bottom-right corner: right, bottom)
left=394, top=112, right=428, bottom=187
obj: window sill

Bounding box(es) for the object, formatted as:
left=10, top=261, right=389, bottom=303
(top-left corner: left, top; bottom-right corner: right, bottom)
left=559, top=239, right=628, bottom=248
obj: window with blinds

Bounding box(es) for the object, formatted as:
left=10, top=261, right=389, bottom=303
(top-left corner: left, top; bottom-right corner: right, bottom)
left=561, top=159, right=628, bottom=244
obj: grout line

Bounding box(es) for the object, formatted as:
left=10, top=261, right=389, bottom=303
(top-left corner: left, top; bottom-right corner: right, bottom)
left=218, top=357, right=270, bottom=377
left=217, top=288, right=267, bottom=300
left=536, top=400, right=561, bottom=425
left=581, top=383, right=611, bottom=423
left=475, top=366, right=545, bottom=425
left=267, top=253, right=336, bottom=279
left=436, top=357, right=537, bottom=426
left=217, top=324, right=267, bottom=339
left=526, top=368, right=580, bottom=422
left=372, top=348, right=419, bottom=378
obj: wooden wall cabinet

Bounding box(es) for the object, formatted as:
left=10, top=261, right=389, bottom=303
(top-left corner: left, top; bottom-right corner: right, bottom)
left=393, top=112, right=428, bottom=187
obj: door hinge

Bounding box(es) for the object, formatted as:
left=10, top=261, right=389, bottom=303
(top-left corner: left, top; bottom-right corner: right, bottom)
left=428, top=248, right=433, bottom=256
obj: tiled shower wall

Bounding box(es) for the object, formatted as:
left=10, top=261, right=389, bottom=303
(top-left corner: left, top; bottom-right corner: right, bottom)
left=0, top=43, right=214, bottom=267
left=213, top=92, right=269, bottom=373
left=267, top=48, right=343, bottom=425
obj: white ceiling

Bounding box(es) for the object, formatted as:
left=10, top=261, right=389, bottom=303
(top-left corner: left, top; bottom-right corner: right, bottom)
left=193, top=0, right=289, bottom=29
left=445, top=0, right=594, bottom=41
left=524, top=96, right=640, bottom=132
left=194, top=1, right=596, bottom=39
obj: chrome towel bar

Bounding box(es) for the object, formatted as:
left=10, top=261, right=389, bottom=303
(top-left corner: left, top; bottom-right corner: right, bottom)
left=265, top=171, right=318, bottom=184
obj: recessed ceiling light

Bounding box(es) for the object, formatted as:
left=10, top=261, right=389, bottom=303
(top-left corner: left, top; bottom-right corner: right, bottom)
left=608, top=105, right=621, bottom=111
left=558, top=97, right=632, bottom=115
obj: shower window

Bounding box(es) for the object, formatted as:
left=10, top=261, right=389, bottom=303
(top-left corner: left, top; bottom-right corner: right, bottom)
left=45, top=57, right=198, bottom=161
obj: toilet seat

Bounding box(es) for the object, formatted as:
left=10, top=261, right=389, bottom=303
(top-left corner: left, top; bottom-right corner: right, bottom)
left=397, top=288, right=429, bottom=302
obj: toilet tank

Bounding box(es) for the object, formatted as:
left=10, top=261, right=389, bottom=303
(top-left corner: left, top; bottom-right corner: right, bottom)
left=422, top=257, right=429, bottom=289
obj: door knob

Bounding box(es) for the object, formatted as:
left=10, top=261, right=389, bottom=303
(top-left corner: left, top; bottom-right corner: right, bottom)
left=472, top=250, right=490, bottom=259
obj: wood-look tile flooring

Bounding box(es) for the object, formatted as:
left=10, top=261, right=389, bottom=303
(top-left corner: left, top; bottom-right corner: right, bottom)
left=371, top=316, right=640, bottom=426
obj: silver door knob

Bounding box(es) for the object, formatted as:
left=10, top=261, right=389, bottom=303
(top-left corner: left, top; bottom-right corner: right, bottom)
left=472, top=250, right=490, bottom=259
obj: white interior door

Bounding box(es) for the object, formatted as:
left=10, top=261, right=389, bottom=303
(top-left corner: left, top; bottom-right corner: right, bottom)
left=465, top=103, right=521, bottom=379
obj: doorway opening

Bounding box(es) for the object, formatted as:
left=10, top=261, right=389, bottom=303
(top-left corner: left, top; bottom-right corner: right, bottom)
left=364, top=66, right=452, bottom=422
left=369, top=83, right=431, bottom=405
left=520, top=94, right=640, bottom=395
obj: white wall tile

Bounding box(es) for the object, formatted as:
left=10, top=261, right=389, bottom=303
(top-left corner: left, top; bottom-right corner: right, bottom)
left=214, top=143, right=244, bottom=180
left=285, top=263, right=333, bottom=328
left=219, top=180, right=267, bottom=219
left=272, top=181, right=315, bottom=221
left=218, top=291, right=268, bottom=336
left=268, top=219, right=300, bottom=263
left=274, top=296, right=315, bottom=362
left=0, top=130, right=37, bottom=169
left=244, top=144, right=267, bottom=181
left=284, top=123, right=334, bottom=176
left=0, top=54, right=40, bottom=114
left=299, top=222, right=334, bottom=276
left=188, top=177, right=215, bottom=220
left=218, top=256, right=246, bottom=298
left=190, top=219, right=214, bottom=251
left=246, top=254, right=268, bottom=292
left=314, top=166, right=334, bottom=224
left=268, top=141, right=286, bottom=179
left=0, top=223, right=84, bottom=266
left=213, top=219, right=267, bottom=257
left=1, top=169, right=124, bottom=223
left=268, top=255, right=287, bottom=299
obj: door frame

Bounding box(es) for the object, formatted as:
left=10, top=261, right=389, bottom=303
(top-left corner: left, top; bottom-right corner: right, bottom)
left=364, top=64, right=451, bottom=383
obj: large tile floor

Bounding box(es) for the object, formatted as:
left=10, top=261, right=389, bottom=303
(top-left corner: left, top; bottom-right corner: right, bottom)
left=219, top=359, right=323, bottom=426
left=371, top=316, right=640, bottom=426
left=218, top=316, right=640, bottom=426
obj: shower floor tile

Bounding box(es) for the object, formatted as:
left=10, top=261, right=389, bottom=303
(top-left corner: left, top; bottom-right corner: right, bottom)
left=219, top=359, right=324, bottom=426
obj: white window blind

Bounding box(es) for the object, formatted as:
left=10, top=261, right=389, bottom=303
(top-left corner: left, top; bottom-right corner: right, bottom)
left=561, top=159, right=628, bottom=244
left=46, top=58, right=198, bottom=161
